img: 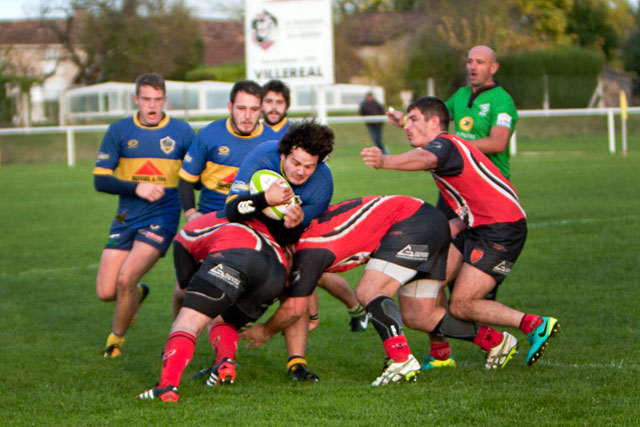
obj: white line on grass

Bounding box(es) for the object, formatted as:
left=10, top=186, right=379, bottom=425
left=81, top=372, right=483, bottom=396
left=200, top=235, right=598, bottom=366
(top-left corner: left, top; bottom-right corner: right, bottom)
left=528, top=215, right=640, bottom=229
left=1, top=264, right=99, bottom=277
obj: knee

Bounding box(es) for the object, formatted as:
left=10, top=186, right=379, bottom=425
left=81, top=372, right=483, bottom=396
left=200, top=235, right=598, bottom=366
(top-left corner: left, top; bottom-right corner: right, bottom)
left=448, top=298, right=467, bottom=319
left=355, top=286, right=370, bottom=307
left=116, top=272, right=137, bottom=293
left=96, top=278, right=116, bottom=302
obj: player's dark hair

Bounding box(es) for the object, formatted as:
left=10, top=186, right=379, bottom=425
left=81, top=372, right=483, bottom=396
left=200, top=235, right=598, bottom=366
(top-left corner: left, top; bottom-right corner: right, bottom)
left=278, top=121, right=334, bottom=163
left=263, top=79, right=291, bottom=108
left=230, top=80, right=264, bottom=103
left=407, top=96, right=450, bottom=131
left=135, top=73, right=165, bottom=95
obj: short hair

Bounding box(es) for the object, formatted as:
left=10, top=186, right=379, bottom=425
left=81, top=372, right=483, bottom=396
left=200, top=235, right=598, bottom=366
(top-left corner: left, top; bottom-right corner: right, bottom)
left=278, top=121, right=334, bottom=163
left=230, top=80, right=264, bottom=104
left=263, top=79, right=291, bottom=108
left=407, top=96, right=450, bottom=131
left=135, top=73, right=165, bottom=95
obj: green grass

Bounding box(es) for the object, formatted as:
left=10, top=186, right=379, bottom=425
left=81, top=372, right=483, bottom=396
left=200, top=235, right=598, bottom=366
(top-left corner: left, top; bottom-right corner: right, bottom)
left=1, top=123, right=639, bottom=425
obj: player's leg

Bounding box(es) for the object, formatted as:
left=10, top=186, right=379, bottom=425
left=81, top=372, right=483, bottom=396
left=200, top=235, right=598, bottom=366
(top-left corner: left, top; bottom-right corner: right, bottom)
left=283, top=310, right=319, bottom=382
left=316, top=272, right=368, bottom=332
left=96, top=248, right=128, bottom=302
left=136, top=307, right=211, bottom=402
left=111, top=240, right=161, bottom=337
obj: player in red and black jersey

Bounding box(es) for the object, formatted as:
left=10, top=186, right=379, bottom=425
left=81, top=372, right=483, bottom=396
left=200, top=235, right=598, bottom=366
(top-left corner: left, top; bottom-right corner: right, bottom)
left=241, top=195, right=521, bottom=384
left=136, top=211, right=288, bottom=402
left=361, top=96, right=559, bottom=368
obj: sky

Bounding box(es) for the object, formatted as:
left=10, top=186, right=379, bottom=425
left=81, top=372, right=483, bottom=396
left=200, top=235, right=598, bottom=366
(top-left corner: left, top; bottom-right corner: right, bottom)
left=0, top=0, right=237, bottom=20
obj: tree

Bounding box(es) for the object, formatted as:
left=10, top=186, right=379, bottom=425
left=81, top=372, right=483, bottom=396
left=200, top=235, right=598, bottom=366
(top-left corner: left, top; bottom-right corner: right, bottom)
left=40, top=0, right=203, bottom=84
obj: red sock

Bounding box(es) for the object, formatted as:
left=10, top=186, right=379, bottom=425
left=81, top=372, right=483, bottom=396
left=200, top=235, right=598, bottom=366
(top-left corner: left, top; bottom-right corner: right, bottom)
left=520, top=314, right=542, bottom=334
left=473, top=325, right=504, bottom=352
left=383, top=335, right=411, bottom=363
left=209, top=322, right=238, bottom=365
left=430, top=342, right=451, bottom=361
left=159, top=331, right=196, bottom=388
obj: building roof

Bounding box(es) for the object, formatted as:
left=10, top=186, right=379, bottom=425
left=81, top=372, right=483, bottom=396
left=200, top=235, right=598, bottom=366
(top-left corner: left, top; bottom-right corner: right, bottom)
left=0, top=20, right=65, bottom=45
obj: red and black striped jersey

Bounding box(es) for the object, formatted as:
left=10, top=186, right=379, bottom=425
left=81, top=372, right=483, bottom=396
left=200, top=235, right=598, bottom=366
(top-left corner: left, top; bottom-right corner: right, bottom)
left=424, top=133, right=526, bottom=227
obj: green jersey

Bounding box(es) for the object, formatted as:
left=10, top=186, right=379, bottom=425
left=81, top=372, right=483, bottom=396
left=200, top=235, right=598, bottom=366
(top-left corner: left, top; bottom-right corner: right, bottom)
left=445, top=84, right=518, bottom=179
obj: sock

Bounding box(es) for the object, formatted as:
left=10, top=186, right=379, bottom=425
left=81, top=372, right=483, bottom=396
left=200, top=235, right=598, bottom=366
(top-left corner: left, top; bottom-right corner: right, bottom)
left=209, top=322, right=238, bottom=365
left=383, top=335, right=411, bottom=363
left=520, top=314, right=542, bottom=334
left=430, top=342, right=451, bottom=361
left=287, top=355, right=307, bottom=370
left=159, top=331, right=196, bottom=388
left=106, top=332, right=125, bottom=348
left=347, top=303, right=366, bottom=318
left=472, top=325, right=504, bottom=352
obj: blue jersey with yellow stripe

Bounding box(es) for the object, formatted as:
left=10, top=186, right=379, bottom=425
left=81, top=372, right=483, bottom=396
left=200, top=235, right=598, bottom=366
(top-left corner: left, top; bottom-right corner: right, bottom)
left=179, top=118, right=278, bottom=213
left=94, top=114, right=194, bottom=233
left=228, top=140, right=333, bottom=227
left=265, top=117, right=290, bottom=140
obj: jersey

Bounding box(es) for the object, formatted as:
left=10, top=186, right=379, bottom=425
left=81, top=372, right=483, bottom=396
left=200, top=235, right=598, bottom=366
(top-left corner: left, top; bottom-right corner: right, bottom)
left=228, top=140, right=333, bottom=228
left=93, top=114, right=194, bottom=232
left=265, top=117, right=290, bottom=140
left=423, top=133, right=526, bottom=228
left=174, top=210, right=287, bottom=270
left=179, top=118, right=278, bottom=213
left=445, top=85, right=518, bottom=178
left=290, top=195, right=427, bottom=297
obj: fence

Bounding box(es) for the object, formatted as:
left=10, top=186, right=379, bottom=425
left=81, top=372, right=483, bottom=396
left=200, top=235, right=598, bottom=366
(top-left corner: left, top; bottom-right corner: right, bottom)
left=0, top=107, right=638, bottom=167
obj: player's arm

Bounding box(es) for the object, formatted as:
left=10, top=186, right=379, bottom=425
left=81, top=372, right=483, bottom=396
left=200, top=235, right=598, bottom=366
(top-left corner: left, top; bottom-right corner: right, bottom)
left=177, top=178, right=201, bottom=221
left=361, top=146, right=438, bottom=171
left=467, top=125, right=510, bottom=154
left=240, top=295, right=310, bottom=348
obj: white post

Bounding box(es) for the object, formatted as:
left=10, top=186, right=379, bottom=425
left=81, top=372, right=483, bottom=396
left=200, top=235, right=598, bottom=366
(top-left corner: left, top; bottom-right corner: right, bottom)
left=607, top=109, right=615, bottom=154
left=621, top=116, right=628, bottom=156
left=316, top=86, right=328, bottom=125
left=66, top=127, right=75, bottom=167
left=510, top=130, right=517, bottom=156
left=427, top=78, right=435, bottom=97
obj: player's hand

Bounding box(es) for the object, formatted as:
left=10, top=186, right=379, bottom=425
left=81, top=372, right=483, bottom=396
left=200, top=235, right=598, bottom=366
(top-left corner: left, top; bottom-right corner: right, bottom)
left=387, top=107, right=405, bottom=127
left=185, top=209, right=202, bottom=222
left=361, top=147, right=384, bottom=169
left=283, top=204, right=303, bottom=229
left=135, top=182, right=165, bottom=202
left=239, top=323, right=270, bottom=349
left=264, top=178, right=293, bottom=206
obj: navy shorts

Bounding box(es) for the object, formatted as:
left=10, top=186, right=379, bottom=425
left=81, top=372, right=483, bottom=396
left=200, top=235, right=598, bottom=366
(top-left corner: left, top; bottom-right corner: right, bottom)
left=452, top=220, right=527, bottom=284
left=104, top=224, right=175, bottom=255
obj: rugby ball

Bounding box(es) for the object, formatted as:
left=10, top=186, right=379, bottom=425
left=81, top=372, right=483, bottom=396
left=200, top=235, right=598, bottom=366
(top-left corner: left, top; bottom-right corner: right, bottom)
left=249, top=169, right=296, bottom=220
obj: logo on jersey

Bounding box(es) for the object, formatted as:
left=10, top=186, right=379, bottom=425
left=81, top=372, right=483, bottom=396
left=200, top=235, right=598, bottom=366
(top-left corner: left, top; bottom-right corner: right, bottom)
left=133, top=161, right=166, bottom=184
left=497, top=113, right=512, bottom=128
left=208, top=264, right=242, bottom=289
left=470, top=248, right=484, bottom=264
left=479, top=103, right=490, bottom=117
left=150, top=224, right=160, bottom=230
left=183, top=153, right=193, bottom=163
left=238, top=200, right=256, bottom=214
left=160, top=136, right=176, bottom=154
left=492, top=260, right=513, bottom=275
left=459, top=116, right=473, bottom=132
left=97, top=152, right=109, bottom=160
left=396, top=245, right=430, bottom=261
left=128, top=139, right=139, bottom=149
left=115, top=212, right=128, bottom=223
left=251, top=9, right=278, bottom=50
left=218, top=146, right=230, bottom=156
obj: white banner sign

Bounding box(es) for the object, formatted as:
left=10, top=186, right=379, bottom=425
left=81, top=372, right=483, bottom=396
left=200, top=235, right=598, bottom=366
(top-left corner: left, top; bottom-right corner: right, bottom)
left=245, top=0, right=335, bottom=86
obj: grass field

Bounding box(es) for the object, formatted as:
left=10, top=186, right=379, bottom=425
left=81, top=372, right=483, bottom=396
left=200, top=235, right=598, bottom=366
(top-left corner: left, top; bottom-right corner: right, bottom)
left=1, top=122, right=639, bottom=425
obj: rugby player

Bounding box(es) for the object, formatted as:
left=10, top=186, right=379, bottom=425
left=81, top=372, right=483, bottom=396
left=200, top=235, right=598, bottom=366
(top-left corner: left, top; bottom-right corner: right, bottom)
left=362, top=96, right=559, bottom=367
left=93, top=73, right=194, bottom=358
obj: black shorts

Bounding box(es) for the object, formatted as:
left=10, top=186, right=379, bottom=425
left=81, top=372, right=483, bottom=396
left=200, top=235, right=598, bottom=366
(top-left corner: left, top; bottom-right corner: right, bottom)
left=183, top=248, right=287, bottom=327
left=371, top=204, right=451, bottom=281
left=173, top=240, right=199, bottom=289
left=452, top=220, right=527, bottom=284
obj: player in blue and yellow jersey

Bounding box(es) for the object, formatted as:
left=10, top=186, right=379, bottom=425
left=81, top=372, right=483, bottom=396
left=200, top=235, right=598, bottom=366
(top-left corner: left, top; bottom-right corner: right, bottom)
left=93, top=73, right=195, bottom=358
left=225, top=121, right=334, bottom=245
left=262, top=79, right=291, bottom=139
left=177, top=80, right=277, bottom=221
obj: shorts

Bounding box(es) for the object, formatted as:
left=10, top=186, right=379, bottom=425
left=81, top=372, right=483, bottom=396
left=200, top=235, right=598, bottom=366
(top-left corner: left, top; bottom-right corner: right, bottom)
left=104, top=224, right=175, bottom=254
left=452, top=220, right=527, bottom=284
left=173, top=240, right=200, bottom=289
left=369, top=204, right=450, bottom=281
left=436, top=193, right=458, bottom=220
left=182, top=249, right=287, bottom=328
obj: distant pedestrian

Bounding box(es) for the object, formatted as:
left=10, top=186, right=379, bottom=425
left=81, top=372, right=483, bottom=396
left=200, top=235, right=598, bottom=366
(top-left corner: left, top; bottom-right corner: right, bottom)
left=360, top=92, right=389, bottom=154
